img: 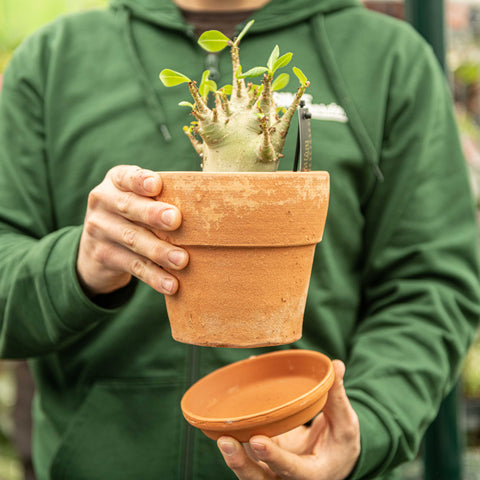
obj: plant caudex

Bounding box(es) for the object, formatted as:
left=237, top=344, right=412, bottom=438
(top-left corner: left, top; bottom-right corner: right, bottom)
left=159, top=20, right=309, bottom=172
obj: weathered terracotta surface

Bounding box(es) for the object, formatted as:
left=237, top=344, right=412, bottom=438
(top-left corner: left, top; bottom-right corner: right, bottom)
left=181, top=349, right=335, bottom=442
left=155, top=171, right=329, bottom=347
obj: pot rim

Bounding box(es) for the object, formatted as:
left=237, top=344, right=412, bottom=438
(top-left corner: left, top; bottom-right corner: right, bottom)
left=156, top=171, right=330, bottom=247
left=181, top=349, right=335, bottom=430
left=159, top=171, right=329, bottom=176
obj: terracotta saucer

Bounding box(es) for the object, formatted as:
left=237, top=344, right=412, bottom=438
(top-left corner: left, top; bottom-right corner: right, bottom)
left=181, top=349, right=335, bottom=442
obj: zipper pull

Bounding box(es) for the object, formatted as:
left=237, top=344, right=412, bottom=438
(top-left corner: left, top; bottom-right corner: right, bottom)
left=204, top=53, right=220, bottom=83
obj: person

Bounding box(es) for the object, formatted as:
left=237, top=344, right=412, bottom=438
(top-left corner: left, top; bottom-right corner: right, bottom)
left=0, top=0, right=479, bottom=479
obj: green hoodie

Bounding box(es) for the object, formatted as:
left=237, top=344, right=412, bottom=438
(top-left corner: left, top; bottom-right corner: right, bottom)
left=0, top=0, right=479, bottom=479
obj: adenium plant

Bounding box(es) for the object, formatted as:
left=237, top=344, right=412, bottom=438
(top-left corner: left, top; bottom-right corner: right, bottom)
left=160, top=20, right=309, bottom=172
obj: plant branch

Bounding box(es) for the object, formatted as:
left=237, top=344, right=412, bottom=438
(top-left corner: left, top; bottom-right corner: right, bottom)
left=258, top=116, right=277, bottom=163
left=273, top=81, right=310, bottom=152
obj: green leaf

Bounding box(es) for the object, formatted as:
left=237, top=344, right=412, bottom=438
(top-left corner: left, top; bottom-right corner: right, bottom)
left=201, top=70, right=210, bottom=84
left=198, top=70, right=218, bottom=98
left=234, top=19, right=255, bottom=46
left=272, top=73, right=290, bottom=91
left=238, top=66, right=268, bottom=79
left=221, top=84, right=233, bottom=95
left=199, top=82, right=211, bottom=98
left=207, top=79, right=217, bottom=92
left=178, top=101, right=195, bottom=108
left=276, top=106, right=287, bottom=115
left=199, top=70, right=210, bottom=98
left=293, top=66, right=308, bottom=86
left=159, top=69, right=191, bottom=86
left=198, top=30, right=230, bottom=52
left=267, top=45, right=280, bottom=73
left=200, top=84, right=218, bottom=99
left=272, top=52, right=292, bottom=74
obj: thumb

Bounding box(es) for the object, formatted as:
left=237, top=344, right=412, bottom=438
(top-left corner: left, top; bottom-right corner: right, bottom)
left=249, top=435, right=316, bottom=479
left=321, top=359, right=358, bottom=430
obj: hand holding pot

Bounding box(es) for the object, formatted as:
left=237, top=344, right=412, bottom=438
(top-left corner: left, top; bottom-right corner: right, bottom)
left=77, top=165, right=189, bottom=297
left=217, top=360, right=360, bottom=480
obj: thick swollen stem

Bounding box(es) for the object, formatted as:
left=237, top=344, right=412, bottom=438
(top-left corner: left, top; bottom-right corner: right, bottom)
left=196, top=111, right=228, bottom=146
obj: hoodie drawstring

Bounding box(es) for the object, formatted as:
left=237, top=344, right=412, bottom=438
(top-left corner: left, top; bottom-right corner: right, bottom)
left=121, top=7, right=172, bottom=142
left=310, top=14, right=384, bottom=182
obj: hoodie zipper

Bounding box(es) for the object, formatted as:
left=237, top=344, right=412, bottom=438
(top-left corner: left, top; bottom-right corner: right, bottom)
left=181, top=46, right=220, bottom=480
left=182, top=345, right=200, bottom=480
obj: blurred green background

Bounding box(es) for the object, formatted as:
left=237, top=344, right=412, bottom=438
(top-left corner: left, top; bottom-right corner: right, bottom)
left=0, top=0, right=108, bottom=72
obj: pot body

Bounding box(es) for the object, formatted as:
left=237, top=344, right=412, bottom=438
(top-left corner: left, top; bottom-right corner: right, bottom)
left=156, top=171, right=329, bottom=347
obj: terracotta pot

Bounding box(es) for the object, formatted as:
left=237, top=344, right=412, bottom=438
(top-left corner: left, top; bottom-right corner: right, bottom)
left=155, top=171, right=329, bottom=347
left=181, top=349, right=335, bottom=442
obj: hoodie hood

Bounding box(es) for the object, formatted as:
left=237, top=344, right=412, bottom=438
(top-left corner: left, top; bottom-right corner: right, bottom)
left=110, top=0, right=362, bottom=34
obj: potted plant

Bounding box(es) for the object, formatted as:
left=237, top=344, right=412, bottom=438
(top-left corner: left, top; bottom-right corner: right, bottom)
left=157, top=21, right=330, bottom=347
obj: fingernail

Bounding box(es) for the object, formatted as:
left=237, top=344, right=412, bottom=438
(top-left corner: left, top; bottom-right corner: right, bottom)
left=161, top=278, right=175, bottom=294
left=250, top=441, right=267, bottom=456
left=143, top=177, right=157, bottom=193
left=168, top=250, right=187, bottom=267
left=219, top=440, right=236, bottom=456
left=161, top=209, right=177, bottom=227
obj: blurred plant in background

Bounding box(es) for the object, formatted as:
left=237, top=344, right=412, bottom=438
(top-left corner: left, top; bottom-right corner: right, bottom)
left=0, top=0, right=108, bottom=72
left=0, top=364, right=21, bottom=480
left=463, top=337, right=480, bottom=399
left=448, top=5, right=480, bottom=404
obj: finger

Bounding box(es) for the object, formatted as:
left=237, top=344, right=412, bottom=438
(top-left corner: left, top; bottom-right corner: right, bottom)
left=322, top=360, right=357, bottom=428
left=315, top=360, right=360, bottom=467
left=92, top=185, right=181, bottom=231
left=307, top=360, right=346, bottom=435
left=248, top=436, right=316, bottom=480
left=217, top=437, right=267, bottom=480
left=273, top=424, right=312, bottom=455
left=100, top=215, right=189, bottom=271
left=109, top=165, right=162, bottom=197
left=95, top=241, right=179, bottom=295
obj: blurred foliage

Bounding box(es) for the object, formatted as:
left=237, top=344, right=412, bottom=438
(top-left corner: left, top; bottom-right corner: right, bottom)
left=456, top=62, right=480, bottom=87
left=0, top=0, right=108, bottom=72
left=454, top=63, right=480, bottom=399
left=463, top=336, right=480, bottom=398
left=0, top=364, right=22, bottom=480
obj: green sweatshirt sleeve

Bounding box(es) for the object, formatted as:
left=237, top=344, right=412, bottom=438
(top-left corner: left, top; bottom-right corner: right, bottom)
left=345, top=40, right=480, bottom=478
left=0, top=35, right=122, bottom=359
